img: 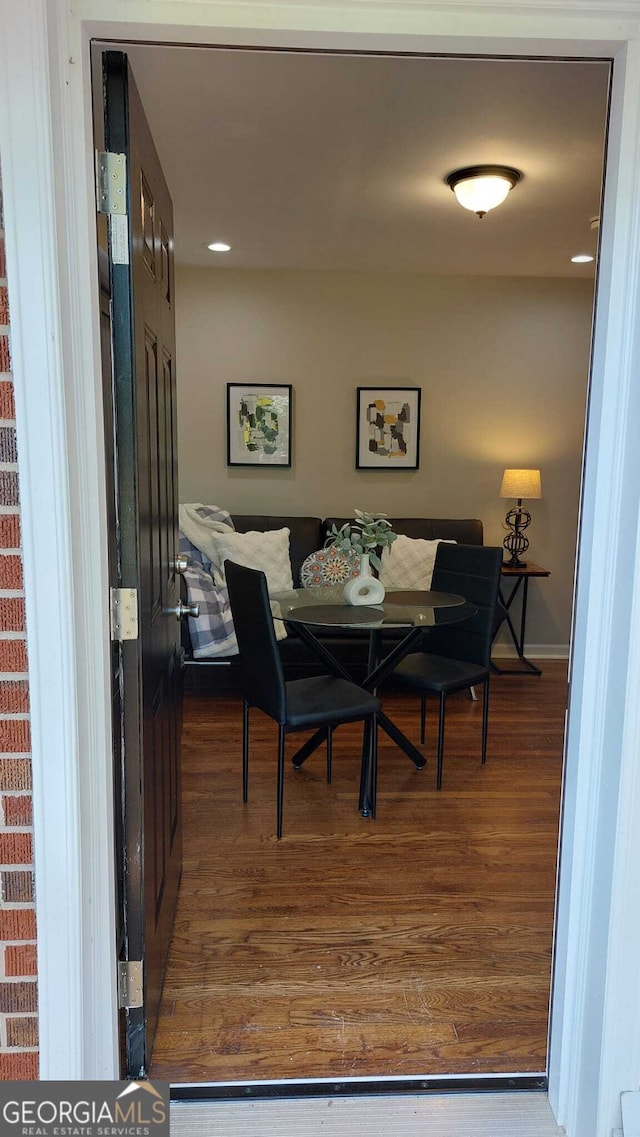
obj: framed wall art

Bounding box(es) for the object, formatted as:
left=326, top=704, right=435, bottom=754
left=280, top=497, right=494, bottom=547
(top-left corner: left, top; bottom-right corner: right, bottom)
left=226, top=383, right=292, bottom=467
left=356, top=386, right=421, bottom=470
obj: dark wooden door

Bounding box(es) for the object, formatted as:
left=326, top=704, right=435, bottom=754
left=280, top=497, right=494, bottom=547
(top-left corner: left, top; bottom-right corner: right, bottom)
left=101, top=50, right=183, bottom=1077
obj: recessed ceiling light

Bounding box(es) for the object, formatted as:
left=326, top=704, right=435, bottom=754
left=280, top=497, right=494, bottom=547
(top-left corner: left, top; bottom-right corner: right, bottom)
left=571, top=254, right=594, bottom=263
left=207, top=242, right=231, bottom=253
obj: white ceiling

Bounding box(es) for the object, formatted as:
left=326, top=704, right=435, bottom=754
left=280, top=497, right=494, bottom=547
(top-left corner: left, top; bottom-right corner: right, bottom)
left=125, top=46, right=609, bottom=278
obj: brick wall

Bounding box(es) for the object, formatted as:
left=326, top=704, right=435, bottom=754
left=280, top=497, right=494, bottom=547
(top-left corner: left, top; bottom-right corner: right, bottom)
left=0, top=172, right=38, bottom=1078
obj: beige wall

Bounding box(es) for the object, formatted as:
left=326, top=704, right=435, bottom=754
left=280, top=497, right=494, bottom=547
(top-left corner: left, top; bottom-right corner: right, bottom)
left=176, top=266, right=594, bottom=649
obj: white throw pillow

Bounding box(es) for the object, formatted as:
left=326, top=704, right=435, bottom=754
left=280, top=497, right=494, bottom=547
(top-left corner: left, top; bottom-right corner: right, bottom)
left=379, top=535, right=456, bottom=591
left=208, top=527, right=294, bottom=595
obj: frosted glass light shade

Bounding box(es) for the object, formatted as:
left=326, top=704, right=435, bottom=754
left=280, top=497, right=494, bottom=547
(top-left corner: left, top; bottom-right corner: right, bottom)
left=453, top=176, right=511, bottom=214
left=446, top=166, right=521, bottom=218
left=500, top=468, right=542, bottom=500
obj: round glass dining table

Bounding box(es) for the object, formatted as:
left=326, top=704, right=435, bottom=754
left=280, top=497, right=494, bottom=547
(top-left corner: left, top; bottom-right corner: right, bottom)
left=272, top=586, right=476, bottom=630
left=271, top=586, right=477, bottom=813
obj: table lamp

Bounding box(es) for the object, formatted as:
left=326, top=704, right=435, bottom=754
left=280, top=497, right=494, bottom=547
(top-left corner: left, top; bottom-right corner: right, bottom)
left=499, top=468, right=542, bottom=567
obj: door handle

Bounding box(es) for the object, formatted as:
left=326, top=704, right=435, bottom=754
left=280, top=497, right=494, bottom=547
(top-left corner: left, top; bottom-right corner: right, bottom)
left=165, top=600, right=199, bottom=620
left=172, top=554, right=189, bottom=574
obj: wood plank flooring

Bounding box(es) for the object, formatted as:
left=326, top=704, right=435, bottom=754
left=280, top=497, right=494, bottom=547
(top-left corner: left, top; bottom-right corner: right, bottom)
left=150, top=663, right=567, bottom=1083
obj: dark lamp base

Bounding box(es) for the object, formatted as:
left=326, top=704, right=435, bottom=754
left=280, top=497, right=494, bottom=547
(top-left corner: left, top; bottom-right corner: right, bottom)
left=502, top=500, right=532, bottom=567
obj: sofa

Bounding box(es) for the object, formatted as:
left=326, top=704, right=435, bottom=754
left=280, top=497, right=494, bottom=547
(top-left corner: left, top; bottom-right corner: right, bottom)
left=182, top=514, right=484, bottom=693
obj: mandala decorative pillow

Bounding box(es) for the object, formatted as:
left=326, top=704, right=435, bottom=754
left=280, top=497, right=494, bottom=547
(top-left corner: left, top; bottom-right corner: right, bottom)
left=300, top=547, right=361, bottom=588
left=379, top=535, right=456, bottom=591
left=208, top=527, right=294, bottom=594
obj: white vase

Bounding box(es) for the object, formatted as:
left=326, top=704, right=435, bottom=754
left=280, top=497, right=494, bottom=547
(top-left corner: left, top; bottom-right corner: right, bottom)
left=343, top=553, right=386, bottom=606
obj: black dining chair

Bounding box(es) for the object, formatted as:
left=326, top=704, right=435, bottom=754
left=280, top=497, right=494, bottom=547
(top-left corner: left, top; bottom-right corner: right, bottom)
left=225, top=559, right=380, bottom=837
left=391, top=543, right=503, bottom=789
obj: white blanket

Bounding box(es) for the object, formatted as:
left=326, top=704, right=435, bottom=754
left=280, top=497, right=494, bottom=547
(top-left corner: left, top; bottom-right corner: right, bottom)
left=178, top=502, right=234, bottom=565
left=179, top=502, right=287, bottom=648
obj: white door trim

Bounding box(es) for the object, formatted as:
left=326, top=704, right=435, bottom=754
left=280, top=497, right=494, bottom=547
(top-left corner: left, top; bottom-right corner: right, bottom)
left=2, top=2, right=640, bottom=1132
left=0, top=0, right=118, bottom=1077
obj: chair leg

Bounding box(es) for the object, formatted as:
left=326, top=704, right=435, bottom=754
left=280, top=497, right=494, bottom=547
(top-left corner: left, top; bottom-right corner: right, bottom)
left=420, top=692, right=427, bottom=744
left=359, top=719, right=372, bottom=816
left=436, top=692, right=446, bottom=790
left=468, top=685, right=478, bottom=702
left=326, top=726, right=333, bottom=784
left=277, top=725, right=286, bottom=839
left=481, top=678, right=490, bottom=764
left=242, top=699, right=249, bottom=803
left=370, top=713, right=379, bottom=820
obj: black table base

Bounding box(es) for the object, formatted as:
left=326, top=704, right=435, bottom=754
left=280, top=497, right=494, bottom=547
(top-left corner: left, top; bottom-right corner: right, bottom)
left=492, top=575, right=542, bottom=676
left=288, top=622, right=426, bottom=814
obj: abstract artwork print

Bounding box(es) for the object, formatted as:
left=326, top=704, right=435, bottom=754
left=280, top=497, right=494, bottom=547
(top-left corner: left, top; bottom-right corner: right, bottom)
left=356, top=386, right=421, bottom=469
left=227, top=383, right=292, bottom=466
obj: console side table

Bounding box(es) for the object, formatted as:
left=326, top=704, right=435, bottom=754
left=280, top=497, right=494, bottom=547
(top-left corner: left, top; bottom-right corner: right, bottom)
left=492, top=561, right=551, bottom=676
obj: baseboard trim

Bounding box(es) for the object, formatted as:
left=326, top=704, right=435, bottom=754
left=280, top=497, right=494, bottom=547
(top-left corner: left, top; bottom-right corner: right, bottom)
left=492, top=644, right=569, bottom=660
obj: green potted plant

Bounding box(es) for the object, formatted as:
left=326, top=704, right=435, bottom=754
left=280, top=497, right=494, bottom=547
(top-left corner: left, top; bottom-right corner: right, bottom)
left=325, top=510, right=397, bottom=604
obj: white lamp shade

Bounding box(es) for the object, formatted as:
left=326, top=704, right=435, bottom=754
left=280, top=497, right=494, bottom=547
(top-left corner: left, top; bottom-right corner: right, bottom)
left=452, top=175, right=513, bottom=215
left=500, top=468, right=542, bottom=499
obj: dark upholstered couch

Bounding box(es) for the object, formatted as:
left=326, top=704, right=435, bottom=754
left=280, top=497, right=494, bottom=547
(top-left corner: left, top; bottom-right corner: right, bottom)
left=182, top=514, right=484, bottom=693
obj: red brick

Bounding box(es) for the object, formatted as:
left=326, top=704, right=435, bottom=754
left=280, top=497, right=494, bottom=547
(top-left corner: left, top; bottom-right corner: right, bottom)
left=0, top=832, right=32, bottom=863
left=0, top=597, right=24, bottom=631
left=5, top=945, right=37, bottom=977
left=0, top=1052, right=39, bottom=1079
left=0, top=911, right=36, bottom=941
left=1, top=870, right=34, bottom=902
left=0, top=719, right=30, bottom=752
left=0, top=237, right=6, bottom=280
left=0, top=287, right=8, bottom=325
left=6, top=1016, right=38, bottom=1047
left=0, top=381, right=14, bottom=421
left=0, top=337, right=10, bottom=373
left=0, top=981, right=37, bottom=1012
left=0, top=514, right=19, bottom=549
left=0, top=759, right=31, bottom=790
left=3, top=795, right=31, bottom=826
left=0, top=680, right=28, bottom=713
left=0, top=555, right=22, bottom=589
left=0, top=640, right=28, bottom=673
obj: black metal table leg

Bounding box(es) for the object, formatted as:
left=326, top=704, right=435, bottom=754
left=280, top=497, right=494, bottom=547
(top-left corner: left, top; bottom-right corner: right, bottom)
left=492, top=576, right=542, bottom=676
left=291, top=726, right=328, bottom=769
left=378, top=710, right=426, bottom=769
left=288, top=623, right=355, bottom=768
left=364, top=627, right=424, bottom=691
left=359, top=718, right=372, bottom=816
left=288, top=622, right=355, bottom=681
left=289, top=620, right=428, bottom=775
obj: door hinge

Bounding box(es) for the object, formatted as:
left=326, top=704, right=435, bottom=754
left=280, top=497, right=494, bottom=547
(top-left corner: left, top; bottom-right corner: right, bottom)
left=96, top=151, right=127, bottom=215
left=118, top=960, right=143, bottom=1009
left=110, top=588, right=139, bottom=641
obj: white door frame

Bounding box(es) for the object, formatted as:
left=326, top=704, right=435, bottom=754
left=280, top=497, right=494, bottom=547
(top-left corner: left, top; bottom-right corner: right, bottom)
left=2, top=1, right=640, bottom=1133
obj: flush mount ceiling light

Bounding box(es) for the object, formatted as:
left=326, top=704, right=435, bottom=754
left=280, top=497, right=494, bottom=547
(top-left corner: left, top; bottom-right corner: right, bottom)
left=207, top=241, right=231, bottom=252
left=446, top=165, right=522, bottom=219
left=571, top=254, right=594, bottom=263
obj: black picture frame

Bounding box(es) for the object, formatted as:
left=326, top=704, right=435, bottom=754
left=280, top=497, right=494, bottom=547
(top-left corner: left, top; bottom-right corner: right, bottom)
left=226, top=383, right=293, bottom=468
left=355, top=386, right=421, bottom=470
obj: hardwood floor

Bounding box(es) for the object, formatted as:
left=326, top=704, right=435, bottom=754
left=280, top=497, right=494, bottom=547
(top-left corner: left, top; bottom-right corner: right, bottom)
left=150, top=663, right=566, bottom=1082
